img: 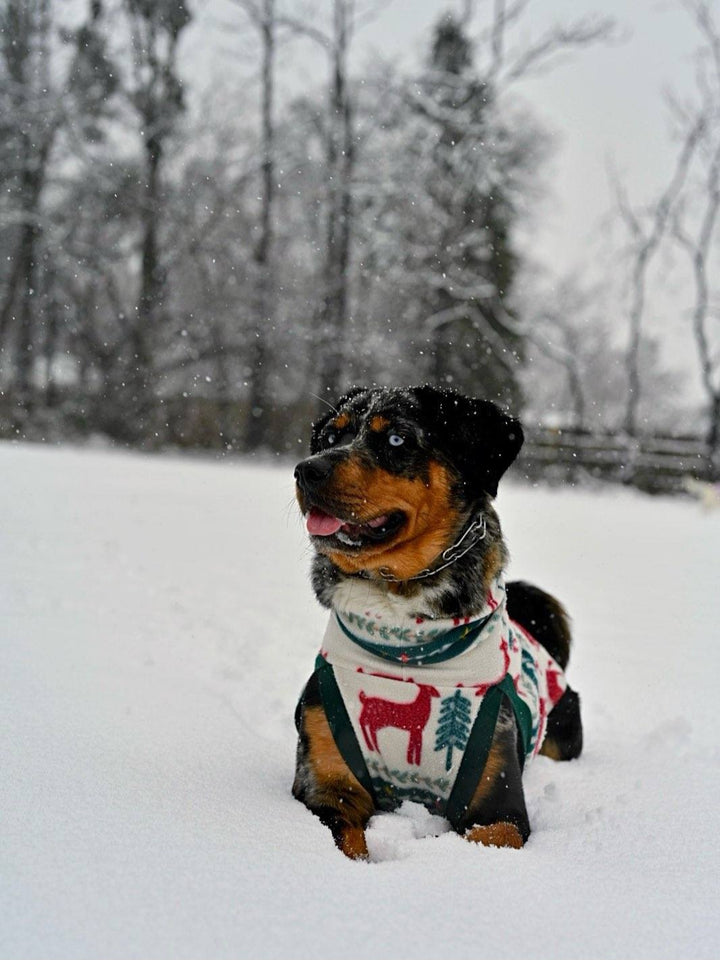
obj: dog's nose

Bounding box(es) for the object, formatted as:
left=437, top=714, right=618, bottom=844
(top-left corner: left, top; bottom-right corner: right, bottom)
left=294, top=456, right=334, bottom=492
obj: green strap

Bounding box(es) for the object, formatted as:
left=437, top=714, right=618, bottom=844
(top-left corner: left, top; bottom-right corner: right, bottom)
left=334, top=609, right=496, bottom=666
left=444, top=675, right=532, bottom=828
left=500, top=675, right=533, bottom=758
left=445, top=683, right=504, bottom=827
left=314, top=657, right=378, bottom=805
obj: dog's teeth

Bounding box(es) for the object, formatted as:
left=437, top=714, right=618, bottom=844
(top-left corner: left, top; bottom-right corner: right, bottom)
left=336, top=530, right=361, bottom=546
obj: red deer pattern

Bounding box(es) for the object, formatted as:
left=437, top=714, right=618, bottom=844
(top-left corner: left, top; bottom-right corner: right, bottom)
left=358, top=683, right=440, bottom=765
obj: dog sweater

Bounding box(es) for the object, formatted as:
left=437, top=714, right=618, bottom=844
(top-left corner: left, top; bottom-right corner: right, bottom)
left=303, top=576, right=566, bottom=827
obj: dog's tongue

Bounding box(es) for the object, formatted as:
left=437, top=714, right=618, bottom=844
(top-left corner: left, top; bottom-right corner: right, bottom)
left=306, top=508, right=343, bottom=537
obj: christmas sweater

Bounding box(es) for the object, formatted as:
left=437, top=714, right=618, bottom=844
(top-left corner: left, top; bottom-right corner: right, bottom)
left=304, top=576, right=566, bottom=828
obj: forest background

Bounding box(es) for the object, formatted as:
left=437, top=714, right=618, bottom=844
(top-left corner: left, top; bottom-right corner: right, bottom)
left=3, top=0, right=720, bottom=475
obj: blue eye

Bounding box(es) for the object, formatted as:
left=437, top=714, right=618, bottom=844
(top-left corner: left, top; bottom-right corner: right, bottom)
left=389, top=434, right=404, bottom=447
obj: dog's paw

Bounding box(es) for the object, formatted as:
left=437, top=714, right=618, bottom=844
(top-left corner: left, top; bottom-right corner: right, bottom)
left=337, top=825, right=370, bottom=860
left=464, top=821, right=525, bottom=849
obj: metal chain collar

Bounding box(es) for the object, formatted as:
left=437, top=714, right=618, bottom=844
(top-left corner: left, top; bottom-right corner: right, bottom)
left=373, top=514, right=487, bottom=583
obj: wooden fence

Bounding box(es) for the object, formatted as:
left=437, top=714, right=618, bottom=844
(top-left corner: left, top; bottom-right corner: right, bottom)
left=517, top=427, right=718, bottom=494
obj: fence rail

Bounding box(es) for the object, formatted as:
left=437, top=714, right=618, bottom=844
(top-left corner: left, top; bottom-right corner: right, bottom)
left=2, top=391, right=717, bottom=495
left=517, top=427, right=718, bottom=494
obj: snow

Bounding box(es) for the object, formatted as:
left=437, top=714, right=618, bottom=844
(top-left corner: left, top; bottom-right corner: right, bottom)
left=1, top=442, right=719, bottom=960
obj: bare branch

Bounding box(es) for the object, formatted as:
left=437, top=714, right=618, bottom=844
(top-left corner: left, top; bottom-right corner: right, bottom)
left=525, top=319, right=587, bottom=429
left=685, top=0, right=720, bottom=94
left=617, top=112, right=704, bottom=434
left=500, top=15, right=617, bottom=85
left=476, top=0, right=532, bottom=60
left=228, top=0, right=263, bottom=28
left=608, top=160, right=642, bottom=240
left=426, top=302, right=519, bottom=375
left=674, top=136, right=720, bottom=438
left=274, top=13, right=331, bottom=48
left=488, top=0, right=507, bottom=81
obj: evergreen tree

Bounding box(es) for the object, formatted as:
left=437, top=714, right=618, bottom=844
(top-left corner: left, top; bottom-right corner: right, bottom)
left=434, top=689, right=472, bottom=772
left=407, top=14, right=527, bottom=408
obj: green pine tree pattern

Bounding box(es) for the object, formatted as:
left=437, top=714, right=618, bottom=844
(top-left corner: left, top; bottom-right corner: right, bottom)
left=434, top=690, right=472, bottom=771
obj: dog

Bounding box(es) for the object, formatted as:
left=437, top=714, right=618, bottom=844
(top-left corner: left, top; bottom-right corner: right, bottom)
left=293, top=385, right=582, bottom=859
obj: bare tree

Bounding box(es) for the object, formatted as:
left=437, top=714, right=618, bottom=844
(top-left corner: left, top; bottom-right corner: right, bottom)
left=674, top=155, right=720, bottom=457
left=522, top=277, right=689, bottom=435
left=278, top=0, right=367, bottom=409
left=229, top=0, right=278, bottom=450
left=612, top=116, right=703, bottom=436
left=122, top=0, right=191, bottom=435
left=0, top=0, right=114, bottom=408
left=672, top=0, right=720, bottom=461
left=524, top=285, right=592, bottom=431
left=316, top=0, right=355, bottom=406
left=0, top=0, right=54, bottom=403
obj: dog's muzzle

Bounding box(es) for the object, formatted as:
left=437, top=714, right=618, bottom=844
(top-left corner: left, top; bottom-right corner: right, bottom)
left=294, top=453, right=340, bottom=495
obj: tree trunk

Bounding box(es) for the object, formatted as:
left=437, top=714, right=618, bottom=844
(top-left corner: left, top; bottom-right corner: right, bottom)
left=11, top=142, right=51, bottom=408
left=13, top=216, right=39, bottom=404
left=244, top=0, right=276, bottom=451
left=315, top=0, right=353, bottom=411
left=708, top=392, right=720, bottom=472
left=131, top=131, right=163, bottom=435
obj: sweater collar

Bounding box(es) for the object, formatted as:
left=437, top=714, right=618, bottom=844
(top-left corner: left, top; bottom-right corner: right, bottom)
left=332, top=575, right=506, bottom=666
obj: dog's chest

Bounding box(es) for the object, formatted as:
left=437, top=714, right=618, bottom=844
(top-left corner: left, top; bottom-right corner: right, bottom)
left=314, top=579, right=566, bottom=816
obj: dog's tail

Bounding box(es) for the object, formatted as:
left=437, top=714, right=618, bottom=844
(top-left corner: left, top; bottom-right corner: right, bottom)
left=506, top=580, right=572, bottom=670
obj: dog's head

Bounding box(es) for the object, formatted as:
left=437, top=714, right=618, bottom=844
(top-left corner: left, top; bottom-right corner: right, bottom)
left=295, top=385, right=523, bottom=581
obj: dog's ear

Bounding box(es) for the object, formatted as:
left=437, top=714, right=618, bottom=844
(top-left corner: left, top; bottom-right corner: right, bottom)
left=309, top=386, right=366, bottom=454
left=411, top=385, right=524, bottom=498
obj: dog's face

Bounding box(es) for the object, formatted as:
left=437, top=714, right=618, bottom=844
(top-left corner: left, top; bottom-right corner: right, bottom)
left=295, top=386, right=523, bottom=580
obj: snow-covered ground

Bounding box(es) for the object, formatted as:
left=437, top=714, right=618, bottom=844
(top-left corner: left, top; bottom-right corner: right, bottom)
left=1, top=442, right=719, bottom=960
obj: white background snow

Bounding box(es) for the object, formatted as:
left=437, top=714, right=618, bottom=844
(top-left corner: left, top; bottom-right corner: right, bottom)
left=2, top=442, right=719, bottom=959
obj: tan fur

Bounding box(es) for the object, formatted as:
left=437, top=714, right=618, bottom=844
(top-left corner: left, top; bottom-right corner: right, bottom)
left=466, top=737, right=507, bottom=807
left=337, top=826, right=369, bottom=860
left=465, top=822, right=524, bottom=849
left=324, top=459, right=461, bottom=580
left=369, top=415, right=390, bottom=432
left=480, top=542, right=504, bottom=593
left=538, top=738, right=564, bottom=760
left=304, top=708, right=373, bottom=812
left=302, top=705, right=373, bottom=859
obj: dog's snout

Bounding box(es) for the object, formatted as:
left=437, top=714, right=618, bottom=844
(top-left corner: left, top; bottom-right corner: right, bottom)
left=294, top=456, right=334, bottom=492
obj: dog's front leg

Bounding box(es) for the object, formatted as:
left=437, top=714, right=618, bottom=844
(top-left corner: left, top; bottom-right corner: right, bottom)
left=456, top=697, right=531, bottom=850
left=293, top=699, right=374, bottom=860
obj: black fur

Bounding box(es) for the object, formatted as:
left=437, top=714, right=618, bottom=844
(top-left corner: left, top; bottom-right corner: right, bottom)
left=411, top=385, right=524, bottom=498
left=541, top=687, right=583, bottom=761
left=506, top=581, right=572, bottom=670
left=309, top=385, right=523, bottom=498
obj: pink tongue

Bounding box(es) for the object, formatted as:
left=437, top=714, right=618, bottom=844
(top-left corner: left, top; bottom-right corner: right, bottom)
left=306, top=508, right=343, bottom=536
